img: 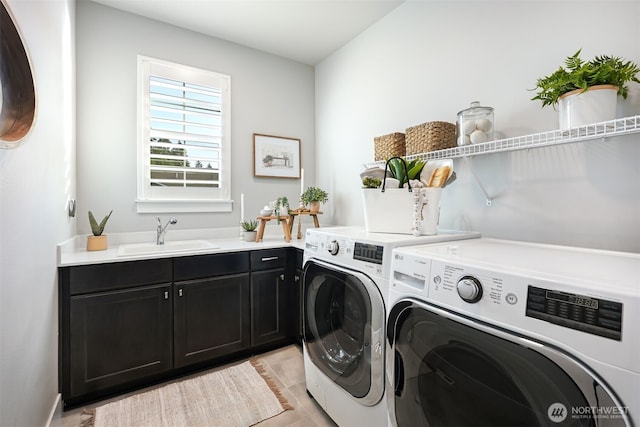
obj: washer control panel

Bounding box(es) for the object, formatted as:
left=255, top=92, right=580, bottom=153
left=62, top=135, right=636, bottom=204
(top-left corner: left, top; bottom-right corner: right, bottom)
left=304, top=231, right=385, bottom=279
left=526, top=286, right=622, bottom=341
left=415, top=260, right=626, bottom=343
left=390, top=239, right=637, bottom=372
left=429, top=262, right=514, bottom=309
left=353, top=242, right=383, bottom=265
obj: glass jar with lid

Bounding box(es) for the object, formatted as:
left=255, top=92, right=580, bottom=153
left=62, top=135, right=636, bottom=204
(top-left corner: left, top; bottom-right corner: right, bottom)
left=457, top=101, right=494, bottom=145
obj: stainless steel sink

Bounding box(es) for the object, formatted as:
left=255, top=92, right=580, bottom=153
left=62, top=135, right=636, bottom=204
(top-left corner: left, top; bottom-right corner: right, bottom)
left=117, top=240, right=218, bottom=256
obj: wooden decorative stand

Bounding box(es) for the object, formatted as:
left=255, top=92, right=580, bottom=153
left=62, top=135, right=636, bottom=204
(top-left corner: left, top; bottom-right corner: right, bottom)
left=255, top=216, right=292, bottom=242
left=254, top=210, right=322, bottom=242
left=288, top=209, right=322, bottom=239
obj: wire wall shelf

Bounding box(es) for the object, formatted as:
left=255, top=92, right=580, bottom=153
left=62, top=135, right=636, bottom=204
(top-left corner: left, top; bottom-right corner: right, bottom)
left=368, top=115, right=640, bottom=166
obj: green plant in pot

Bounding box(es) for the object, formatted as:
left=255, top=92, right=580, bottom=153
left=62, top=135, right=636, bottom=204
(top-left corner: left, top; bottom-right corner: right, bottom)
left=531, top=49, right=640, bottom=129
left=241, top=219, right=258, bottom=232
left=361, top=176, right=382, bottom=189
left=387, top=157, right=425, bottom=188
left=300, top=187, right=328, bottom=213
left=241, top=219, right=258, bottom=242
left=273, top=196, right=290, bottom=222
left=87, top=210, right=113, bottom=251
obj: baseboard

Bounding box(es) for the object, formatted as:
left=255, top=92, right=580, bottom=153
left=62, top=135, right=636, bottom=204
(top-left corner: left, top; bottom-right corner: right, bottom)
left=46, top=394, right=62, bottom=427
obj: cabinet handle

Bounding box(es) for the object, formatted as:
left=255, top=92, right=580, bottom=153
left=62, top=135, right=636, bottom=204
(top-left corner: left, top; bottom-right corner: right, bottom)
left=261, top=256, right=279, bottom=262
left=179, top=288, right=183, bottom=297
left=294, top=275, right=300, bottom=282
left=164, top=291, right=169, bottom=300
left=280, top=274, right=285, bottom=280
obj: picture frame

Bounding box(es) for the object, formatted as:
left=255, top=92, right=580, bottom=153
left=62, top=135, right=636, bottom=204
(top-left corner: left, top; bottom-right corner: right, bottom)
left=253, top=133, right=301, bottom=178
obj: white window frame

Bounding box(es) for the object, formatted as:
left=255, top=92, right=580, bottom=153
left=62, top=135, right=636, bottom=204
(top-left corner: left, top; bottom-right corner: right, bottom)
left=136, top=55, right=231, bottom=213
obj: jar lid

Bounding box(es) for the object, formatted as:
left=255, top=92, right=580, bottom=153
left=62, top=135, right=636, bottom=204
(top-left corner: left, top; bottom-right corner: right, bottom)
left=457, top=101, right=494, bottom=116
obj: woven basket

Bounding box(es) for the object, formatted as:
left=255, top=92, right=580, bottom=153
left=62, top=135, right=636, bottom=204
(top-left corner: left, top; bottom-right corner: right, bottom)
left=374, top=132, right=405, bottom=161
left=405, top=121, right=457, bottom=155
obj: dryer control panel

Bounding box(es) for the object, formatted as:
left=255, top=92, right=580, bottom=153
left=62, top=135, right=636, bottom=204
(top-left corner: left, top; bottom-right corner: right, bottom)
left=526, top=286, right=622, bottom=341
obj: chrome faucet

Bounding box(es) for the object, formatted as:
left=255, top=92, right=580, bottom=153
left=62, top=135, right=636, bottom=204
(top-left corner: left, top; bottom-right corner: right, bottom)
left=156, top=216, right=177, bottom=245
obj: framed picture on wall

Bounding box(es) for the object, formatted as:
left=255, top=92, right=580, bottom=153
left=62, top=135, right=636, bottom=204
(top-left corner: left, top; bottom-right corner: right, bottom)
left=253, top=133, right=301, bottom=178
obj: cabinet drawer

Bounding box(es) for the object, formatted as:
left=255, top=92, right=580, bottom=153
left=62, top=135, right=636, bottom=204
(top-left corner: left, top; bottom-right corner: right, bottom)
left=250, top=249, right=287, bottom=271
left=66, top=259, right=172, bottom=295
left=174, top=252, right=249, bottom=281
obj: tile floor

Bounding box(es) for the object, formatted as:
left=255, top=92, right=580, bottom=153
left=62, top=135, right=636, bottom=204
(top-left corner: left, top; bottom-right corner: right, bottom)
left=61, top=344, right=337, bottom=427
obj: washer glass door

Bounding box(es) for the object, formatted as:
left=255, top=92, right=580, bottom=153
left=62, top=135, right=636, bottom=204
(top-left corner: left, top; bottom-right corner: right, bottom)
left=304, top=259, right=384, bottom=405
left=388, top=300, right=629, bottom=427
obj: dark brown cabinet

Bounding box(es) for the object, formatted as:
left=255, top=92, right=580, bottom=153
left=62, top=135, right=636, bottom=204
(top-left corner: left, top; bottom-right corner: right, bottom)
left=250, top=249, right=292, bottom=347
left=59, top=248, right=298, bottom=407
left=293, top=248, right=304, bottom=343
left=251, top=269, right=288, bottom=347
left=59, top=259, right=173, bottom=404
left=173, top=253, right=251, bottom=367
left=174, top=275, right=251, bottom=367
left=68, top=284, right=173, bottom=398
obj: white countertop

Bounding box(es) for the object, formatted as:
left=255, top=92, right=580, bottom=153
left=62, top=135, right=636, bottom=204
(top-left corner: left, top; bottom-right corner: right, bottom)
left=58, top=226, right=306, bottom=267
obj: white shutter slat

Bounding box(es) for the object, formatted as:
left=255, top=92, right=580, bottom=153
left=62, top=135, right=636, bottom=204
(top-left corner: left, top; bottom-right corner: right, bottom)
left=149, top=93, right=221, bottom=113
left=149, top=130, right=221, bottom=144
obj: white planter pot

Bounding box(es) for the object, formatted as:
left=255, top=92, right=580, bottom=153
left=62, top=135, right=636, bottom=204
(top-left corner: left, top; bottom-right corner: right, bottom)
left=558, top=84, right=618, bottom=130
left=243, top=231, right=257, bottom=242
left=362, top=187, right=442, bottom=235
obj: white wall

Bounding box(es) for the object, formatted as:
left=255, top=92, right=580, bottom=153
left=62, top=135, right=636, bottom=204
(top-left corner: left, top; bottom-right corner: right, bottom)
left=316, top=1, right=640, bottom=252
left=76, top=1, right=315, bottom=235
left=0, top=0, right=76, bottom=425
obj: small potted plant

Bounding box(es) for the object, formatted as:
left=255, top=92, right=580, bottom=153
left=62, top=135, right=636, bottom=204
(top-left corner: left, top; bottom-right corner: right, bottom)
left=387, top=157, right=425, bottom=188
left=361, top=176, right=382, bottom=189
left=300, top=187, right=329, bottom=213
left=87, top=210, right=113, bottom=251
left=273, top=196, right=290, bottom=220
left=241, top=219, right=258, bottom=242
left=531, top=49, right=640, bottom=129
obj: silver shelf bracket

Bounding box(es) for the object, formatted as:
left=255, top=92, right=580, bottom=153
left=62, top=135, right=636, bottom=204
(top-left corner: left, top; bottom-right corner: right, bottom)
left=464, top=157, right=492, bottom=207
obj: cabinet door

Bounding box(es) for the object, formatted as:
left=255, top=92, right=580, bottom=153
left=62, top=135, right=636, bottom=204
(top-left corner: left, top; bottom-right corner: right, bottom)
left=68, top=284, right=172, bottom=399
left=294, top=248, right=304, bottom=343
left=251, top=269, right=292, bottom=347
left=174, top=274, right=250, bottom=368
left=295, top=268, right=303, bottom=343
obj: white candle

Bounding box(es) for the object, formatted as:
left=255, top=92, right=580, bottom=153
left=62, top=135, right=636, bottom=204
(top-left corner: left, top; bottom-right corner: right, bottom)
left=240, top=193, right=245, bottom=222
left=300, top=168, right=304, bottom=195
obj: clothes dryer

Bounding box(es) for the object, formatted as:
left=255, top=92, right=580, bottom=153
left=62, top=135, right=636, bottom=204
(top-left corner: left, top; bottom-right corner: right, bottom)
left=387, top=238, right=639, bottom=427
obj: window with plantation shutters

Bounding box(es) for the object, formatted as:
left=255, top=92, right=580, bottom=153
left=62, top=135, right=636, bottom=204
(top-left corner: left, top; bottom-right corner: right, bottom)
left=136, top=56, right=231, bottom=213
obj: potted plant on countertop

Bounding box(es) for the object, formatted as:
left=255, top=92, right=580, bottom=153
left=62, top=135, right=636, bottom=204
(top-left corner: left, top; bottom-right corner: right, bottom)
left=241, top=219, right=258, bottom=242
left=87, top=210, right=113, bottom=251
left=300, top=187, right=329, bottom=213
left=531, top=49, right=640, bottom=129
left=273, top=196, right=290, bottom=221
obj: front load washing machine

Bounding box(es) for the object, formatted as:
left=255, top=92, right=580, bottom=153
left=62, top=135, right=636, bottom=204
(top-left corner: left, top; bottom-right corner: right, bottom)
left=302, top=227, right=479, bottom=426
left=387, top=238, right=639, bottom=427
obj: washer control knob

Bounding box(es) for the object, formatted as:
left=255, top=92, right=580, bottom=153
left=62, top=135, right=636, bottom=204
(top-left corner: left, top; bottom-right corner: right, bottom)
left=327, top=240, right=340, bottom=255
left=457, top=276, right=483, bottom=303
